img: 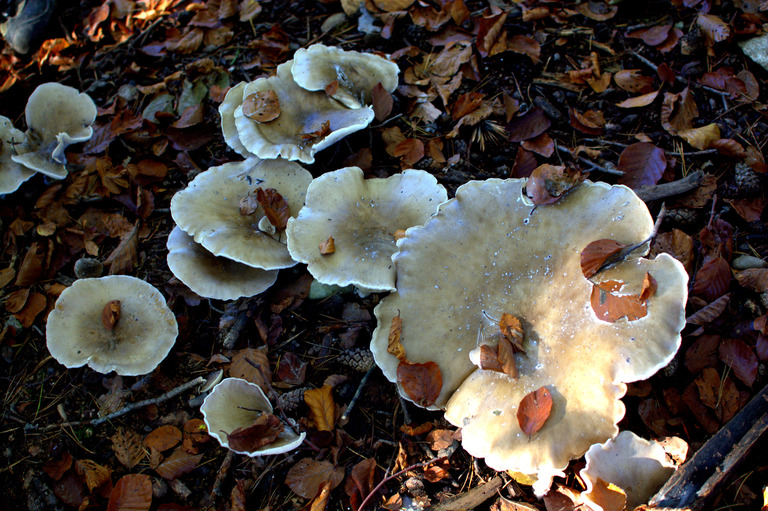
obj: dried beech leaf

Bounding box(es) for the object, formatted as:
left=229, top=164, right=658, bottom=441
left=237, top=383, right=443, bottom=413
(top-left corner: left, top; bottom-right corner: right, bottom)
left=372, top=82, right=393, bottom=121
left=517, top=386, right=553, bottom=438
left=581, top=239, right=627, bottom=279
left=393, top=138, right=425, bottom=166
left=590, top=280, right=648, bottom=322
left=396, top=360, right=443, bottom=407
left=319, top=236, right=335, bottom=255
left=506, top=108, right=551, bottom=142
left=226, top=414, right=284, bottom=453
left=111, top=428, right=145, bottom=469
left=154, top=448, right=203, bottom=480
left=627, top=25, right=671, bottom=46
left=686, top=293, right=730, bottom=326
left=614, top=70, right=655, bottom=93
left=736, top=268, right=768, bottom=292
left=719, top=338, right=758, bottom=387
left=74, top=459, right=111, bottom=492
left=144, top=425, right=183, bottom=453
left=499, top=313, right=524, bottom=352
left=691, top=255, right=731, bottom=301
left=304, top=385, right=337, bottom=431
left=107, top=474, right=152, bottom=511
left=685, top=334, right=720, bottom=374
left=526, top=164, right=585, bottom=206
left=300, top=120, right=332, bottom=146
left=277, top=352, right=307, bottom=385
left=256, top=188, right=290, bottom=231
left=242, top=90, right=280, bottom=122
left=589, top=478, right=628, bottom=511
left=102, top=300, right=121, bottom=331
left=478, top=344, right=503, bottom=372
left=43, top=452, right=73, bottom=481
left=617, top=142, right=667, bottom=189
left=616, top=90, right=660, bottom=108
left=285, top=458, right=345, bottom=499
left=697, top=13, right=731, bottom=44
left=497, top=337, right=519, bottom=379
left=521, top=133, right=554, bottom=157
left=387, top=312, right=406, bottom=361
left=325, top=80, right=339, bottom=96
left=577, top=1, right=617, bottom=20
left=640, top=272, right=658, bottom=301
left=228, top=348, right=271, bottom=390
left=678, top=124, right=720, bottom=150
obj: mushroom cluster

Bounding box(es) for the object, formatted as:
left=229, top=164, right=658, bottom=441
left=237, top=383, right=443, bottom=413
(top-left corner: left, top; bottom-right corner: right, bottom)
left=369, top=178, right=687, bottom=493
left=0, top=82, right=96, bottom=193
left=168, top=158, right=312, bottom=300
left=219, top=43, right=398, bottom=163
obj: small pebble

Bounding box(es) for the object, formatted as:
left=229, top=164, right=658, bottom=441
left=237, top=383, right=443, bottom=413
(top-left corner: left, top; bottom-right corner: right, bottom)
left=74, top=258, right=104, bottom=279
left=732, top=255, right=767, bottom=270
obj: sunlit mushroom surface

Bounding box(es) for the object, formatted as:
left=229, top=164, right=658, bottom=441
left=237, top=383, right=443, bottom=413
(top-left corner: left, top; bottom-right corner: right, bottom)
left=171, top=158, right=312, bottom=270
left=232, top=61, right=374, bottom=164
left=46, top=275, right=178, bottom=376
left=0, top=116, right=34, bottom=194
left=370, top=179, right=687, bottom=491
left=286, top=167, right=447, bottom=292
left=201, top=377, right=305, bottom=456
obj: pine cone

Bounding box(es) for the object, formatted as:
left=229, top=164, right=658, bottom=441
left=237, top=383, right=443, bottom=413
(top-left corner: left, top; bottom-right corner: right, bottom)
left=337, top=348, right=375, bottom=372
left=277, top=387, right=308, bottom=413
left=663, top=208, right=699, bottom=227
left=735, top=162, right=762, bottom=195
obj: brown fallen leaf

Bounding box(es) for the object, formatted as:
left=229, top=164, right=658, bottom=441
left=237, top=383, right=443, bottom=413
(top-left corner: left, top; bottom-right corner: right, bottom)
left=372, top=82, right=393, bottom=121
left=499, top=313, right=524, bottom=352
left=614, top=69, right=655, bottom=93
left=154, top=447, right=204, bottom=480
left=242, top=90, right=280, bottom=122
left=397, top=360, right=442, bottom=407
left=102, top=300, right=121, bottom=331
left=581, top=239, right=627, bottom=279
left=107, top=474, right=152, bottom=511
left=387, top=312, right=406, bottom=361
left=256, top=188, right=290, bottom=231
left=285, top=458, right=345, bottom=499
left=678, top=123, right=721, bottom=150
left=226, top=414, right=284, bottom=453
left=506, top=108, right=551, bottom=142
left=144, top=425, right=183, bottom=453
left=319, top=236, right=335, bottom=255
left=300, top=120, right=332, bottom=147
left=617, top=142, right=667, bottom=189
left=517, top=386, right=553, bottom=438
left=526, top=164, right=585, bottom=206
left=616, top=89, right=660, bottom=108
left=304, top=385, right=337, bottom=431
left=74, top=459, right=111, bottom=492
left=590, top=275, right=654, bottom=322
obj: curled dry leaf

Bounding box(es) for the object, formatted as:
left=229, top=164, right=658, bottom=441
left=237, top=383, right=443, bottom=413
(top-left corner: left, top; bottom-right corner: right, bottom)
left=616, top=89, right=660, bottom=108
left=319, top=236, right=335, bottom=255
left=526, top=164, right=585, bottom=206
left=686, top=293, right=730, bottom=326
left=499, top=313, right=524, bottom=352
left=577, top=1, right=617, bottom=21
left=396, top=360, right=442, bottom=407
left=661, top=88, right=698, bottom=134
left=678, top=124, right=721, bottom=150
left=614, top=70, right=655, bottom=93
left=74, top=459, right=111, bottom=492
left=736, top=268, right=768, bottom=292
left=242, top=90, right=280, bottom=123
left=256, top=188, right=290, bottom=230
left=569, top=108, right=605, bottom=135
left=627, top=25, right=671, bottom=46
left=581, top=240, right=628, bottom=279
left=325, top=80, right=339, bottom=96
left=300, top=120, right=332, bottom=147
left=691, top=255, right=731, bottom=301
left=101, top=300, right=121, bottom=331
left=304, top=385, right=337, bottom=431
left=387, top=312, right=406, bottom=361
left=696, top=13, right=731, bottom=45
left=517, top=386, right=553, bottom=438
left=226, top=414, right=285, bottom=453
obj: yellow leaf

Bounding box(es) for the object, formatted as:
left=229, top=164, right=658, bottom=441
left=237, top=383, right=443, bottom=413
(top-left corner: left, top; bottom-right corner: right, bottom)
left=677, top=123, right=721, bottom=150
left=304, top=386, right=336, bottom=432
left=616, top=89, right=660, bottom=108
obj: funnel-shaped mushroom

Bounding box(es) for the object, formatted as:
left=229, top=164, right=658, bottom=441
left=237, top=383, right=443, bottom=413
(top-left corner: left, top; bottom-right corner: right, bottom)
left=580, top=431, right=676, bottom=511
left=286, top=167, right=448, bottom=293
left=0, top=116, right=34, bottom=194
left=166, top=226, right=279, bottom=300
left=201, top=377, right=305, bottom=456
left=171, top=158, right=312, bottom=270
left=231, top=61, right=374, bottom=164
left=291, top=44, right=400, bottom=108
left=12, top=83, right=97, bottom=179
left=46, top=275, right=178, bottom=376
left=370, top=179, right=687, bottom=493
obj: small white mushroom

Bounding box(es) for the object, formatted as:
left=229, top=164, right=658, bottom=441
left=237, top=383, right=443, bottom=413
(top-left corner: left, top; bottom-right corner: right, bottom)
left=12, top=83, right=97, bottom=179
left=580, top=431, right=677, bottom=511
left=286, top=167, right=448, bottom=293
left=291, top=43, right=400, bottom=108
left=201, top=377, right=305, bottom=456
left=166, top=226, right=279, bottom=301
left=0, top=116, right=34, bottom=194
left=170, top=158, right=312, bottom=270
left=46, top=275, right=178, bottom=376
left=232, top=61, right=374, bottom=164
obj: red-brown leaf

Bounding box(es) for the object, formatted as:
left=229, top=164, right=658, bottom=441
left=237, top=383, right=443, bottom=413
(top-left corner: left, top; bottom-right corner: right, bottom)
left=517, top=386, right=553, bottom=438
left=590, top=280, right=648, bottom=322
left=685, top=334, right=721, bottom=374
left=393, top=138, right=425, bottom=166
left=397, top=360, right=443, bottom=407
left=107, top=474, right=152, bottom=511
left=255, top=188, right=290, bottom=231
left=242, top=90, right=280, bottom=122
left=719, top=338, right=758, bottom=387
left=614, top=69, right=655, bottom=93
left=617, top=142, right=667, bottom=188
left=144, top=425, right=183, bottom=453
left=102, top=300, right=121, bottom=331
left=285, top=458, right=345, bottom=499
left=372, top=82, right=393, bottom=121
left=154, top=449, right=203, bottom=480
left=691, top=255, right=731, bottom=301
left=304, top=385, right=337, bottom=431
left=580, top=239, right=627, bottom=278
left=526, top=164, right=585, bottom=206
left=506, top=108, right=551, bottom=142
left=277, top=352, right=307, bottom=385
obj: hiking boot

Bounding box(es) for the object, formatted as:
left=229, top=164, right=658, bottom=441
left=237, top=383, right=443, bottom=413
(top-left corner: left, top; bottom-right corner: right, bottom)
left=0, top=0, right=57, bottom=54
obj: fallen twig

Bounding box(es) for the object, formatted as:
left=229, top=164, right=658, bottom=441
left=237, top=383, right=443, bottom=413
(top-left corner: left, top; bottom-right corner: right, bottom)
left=634, top=170, right=703, bottom=202
left=341, top=364, right=376, bottom=421
left=428, top=475, right=505, bottom=511
left=27, top=376, right=206, bottom=432
left=554, top=143, right=624, bottom=176
left=632, top=53, right=731, bottom=97
left=210, top=450, right=235, bottom=499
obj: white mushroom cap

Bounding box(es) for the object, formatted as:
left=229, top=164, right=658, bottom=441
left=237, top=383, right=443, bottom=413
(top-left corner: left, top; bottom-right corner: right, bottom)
left=46, top=275, right=178, bottom=376
left=580, top=431, right=676, bottom=510
left=11, top=83, right=97, bottom=179
left=232, top=61, right=374, bottom=164
left=369, top=179, right=687, bottom=491
left=166, top=226, right=278, bottom=300
left=201, top=377, right=305, bottom=456
left=291, top=43, right=400, bottom=108
left=219, top=82, right=256, bottom=158
left=286, top=167, right=448, bottom=292
left=0, top=116, right=34, bottom=194
left=170, top=158, right=312, bottom=270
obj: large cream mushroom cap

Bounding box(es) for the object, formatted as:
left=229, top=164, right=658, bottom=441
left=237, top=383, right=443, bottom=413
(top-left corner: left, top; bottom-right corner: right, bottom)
left=46, top=275, right=178, bottom=376
left=291, top=43, right=400, bottom=108
left=286, top=167, right=448, bottom=293
left=233, top=61, right=374, bottom=164
left=12, top=83, right=97, bottom=179
left=201, top=377, right=305, bottom=456
left=580, top=431, right=676, bottom=511
left=370, top=179, right=687, bottom=492
left=0, top=116, right=34, bottom=194
left=166, top=226, right=279, bottom=300
left=170, top=158, right=312, bottom=270
left=218, top=82, right=256, bottom=158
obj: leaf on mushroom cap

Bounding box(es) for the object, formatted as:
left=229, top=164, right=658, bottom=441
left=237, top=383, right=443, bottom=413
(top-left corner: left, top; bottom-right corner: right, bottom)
left=286, top=167, right=448, bottom=293
left=0, top=116, right=34, bottom=194
left=580, top=431, right=676, bottom=510
left=219, top=82, right=256, bottom=158
left=11, top=83, right=97, bottom=179
left=232, top=61, right=375, bottom=164
left=166, top=226, right=278, bottom=300
left=46, top=275, right=178, bottom=376
left=369, top=179, right=687, bottom=492
left=170, top=158, right=312, bottom=270
left=200, top=377, right=305, bottom=456
left=291, top=44, right=400, bottom=108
